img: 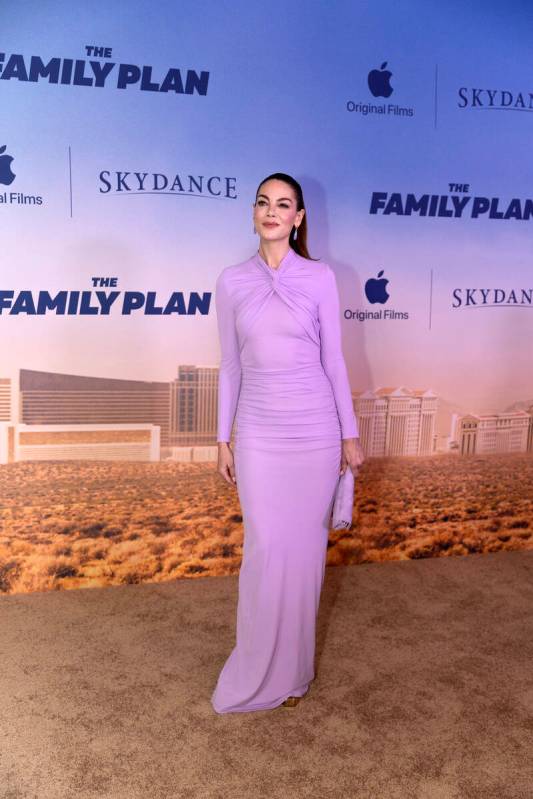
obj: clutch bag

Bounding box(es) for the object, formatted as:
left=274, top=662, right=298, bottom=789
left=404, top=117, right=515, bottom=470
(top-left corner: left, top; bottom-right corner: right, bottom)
left=331, top=467, right=355, bottom=530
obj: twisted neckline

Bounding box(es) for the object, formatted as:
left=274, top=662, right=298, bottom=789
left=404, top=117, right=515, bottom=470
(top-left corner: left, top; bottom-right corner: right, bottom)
left=254, top=247, right=297, bottom=273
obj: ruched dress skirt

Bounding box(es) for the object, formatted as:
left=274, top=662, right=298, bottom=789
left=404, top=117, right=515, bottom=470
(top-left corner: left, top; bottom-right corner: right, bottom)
left=211, top=289, right=342, bottom=714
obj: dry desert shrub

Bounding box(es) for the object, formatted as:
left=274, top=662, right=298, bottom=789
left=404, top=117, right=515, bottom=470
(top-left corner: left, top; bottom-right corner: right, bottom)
left=0, top=453, right=531, bottom=594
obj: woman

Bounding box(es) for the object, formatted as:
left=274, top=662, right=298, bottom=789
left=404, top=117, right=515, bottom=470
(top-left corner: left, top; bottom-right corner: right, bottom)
left=211, top=172, right=365, bottom=714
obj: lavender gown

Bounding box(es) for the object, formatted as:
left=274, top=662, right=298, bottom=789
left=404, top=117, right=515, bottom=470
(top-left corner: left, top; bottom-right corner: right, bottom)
left=211, top=246, right=359, bottom=714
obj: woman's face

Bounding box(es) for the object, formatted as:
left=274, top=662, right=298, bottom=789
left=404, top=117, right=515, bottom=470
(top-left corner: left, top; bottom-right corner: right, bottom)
left=253, top=179, right=305, bottom=244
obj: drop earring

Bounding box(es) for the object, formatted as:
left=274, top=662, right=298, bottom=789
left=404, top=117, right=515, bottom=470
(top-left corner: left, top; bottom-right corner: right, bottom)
left=294, top=226, right=298, bottom=240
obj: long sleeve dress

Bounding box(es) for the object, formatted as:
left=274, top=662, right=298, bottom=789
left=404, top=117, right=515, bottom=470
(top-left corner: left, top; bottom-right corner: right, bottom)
left=211, top=245, right=359, bottom=714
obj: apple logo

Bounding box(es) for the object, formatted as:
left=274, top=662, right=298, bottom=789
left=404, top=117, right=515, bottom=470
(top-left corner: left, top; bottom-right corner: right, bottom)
left=365, top=270, right=389, bottom=304
left=367, top=61, right=393, bottom=98
left=0, top=145, right=16, bottom=185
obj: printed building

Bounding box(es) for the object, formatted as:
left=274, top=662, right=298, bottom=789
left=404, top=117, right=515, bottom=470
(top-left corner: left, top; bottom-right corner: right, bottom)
left=170, top=365, right=218, bottom=446
left=353, top=387, right=438, bottom=457
left=0, top=378, right=11, bottom=421
left=19, top=366, right=220, bottom=451
left=453, top=409, right=533, bottom=455
left=0, top=422, right=160, bottom=463
left=20, top=368, right=171, bottom=444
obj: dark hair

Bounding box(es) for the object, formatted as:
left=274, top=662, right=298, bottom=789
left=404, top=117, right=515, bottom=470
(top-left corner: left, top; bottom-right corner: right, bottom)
left=255, top=172, right=318, bottom=261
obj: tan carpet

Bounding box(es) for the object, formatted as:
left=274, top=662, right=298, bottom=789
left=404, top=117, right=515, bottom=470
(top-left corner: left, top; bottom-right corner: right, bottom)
left=1, top=550, right=532, bottom=799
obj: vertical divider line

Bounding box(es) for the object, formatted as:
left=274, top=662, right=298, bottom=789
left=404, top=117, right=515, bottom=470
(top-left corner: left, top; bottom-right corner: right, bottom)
left=434, top=64, right=438, bottom=129
left=429, top=268, right=433, bottom=330
left=68, top=145, right=73, bottom=218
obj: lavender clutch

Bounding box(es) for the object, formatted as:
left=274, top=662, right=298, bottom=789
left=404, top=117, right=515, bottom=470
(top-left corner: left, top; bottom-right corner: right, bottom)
left=331, top=467, right=355, bottom=530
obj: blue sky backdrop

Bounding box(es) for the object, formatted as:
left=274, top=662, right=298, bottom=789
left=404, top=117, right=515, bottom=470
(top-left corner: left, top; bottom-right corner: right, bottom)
left=1, top=0, right=532, bottom=422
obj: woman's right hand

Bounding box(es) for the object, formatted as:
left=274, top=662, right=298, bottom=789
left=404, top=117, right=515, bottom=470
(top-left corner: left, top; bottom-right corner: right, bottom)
left=217, top=442, right=237, bottom=486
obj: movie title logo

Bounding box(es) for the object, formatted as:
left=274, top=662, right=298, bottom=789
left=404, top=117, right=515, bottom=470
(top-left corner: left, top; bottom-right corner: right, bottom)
left=0, top=46, right=209, bottom=95
left=0, top=278, right=211, bottom=315
left=370, top=183, right=533, bottom=220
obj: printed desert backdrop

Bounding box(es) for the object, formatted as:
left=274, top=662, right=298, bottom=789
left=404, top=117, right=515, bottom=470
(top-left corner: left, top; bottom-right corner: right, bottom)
left=2, top=3, right=533, bottom=597
left=0, top=452, right=531, bottom=595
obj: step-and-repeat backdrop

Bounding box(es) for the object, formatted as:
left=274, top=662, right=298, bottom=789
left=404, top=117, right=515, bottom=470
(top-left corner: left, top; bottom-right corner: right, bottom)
left=1, top=1, right=532, bottom=594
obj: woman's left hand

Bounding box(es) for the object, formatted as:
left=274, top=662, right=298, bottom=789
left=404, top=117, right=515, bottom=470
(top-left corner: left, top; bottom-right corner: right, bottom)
left=340, top=437, right=365, bottom=477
